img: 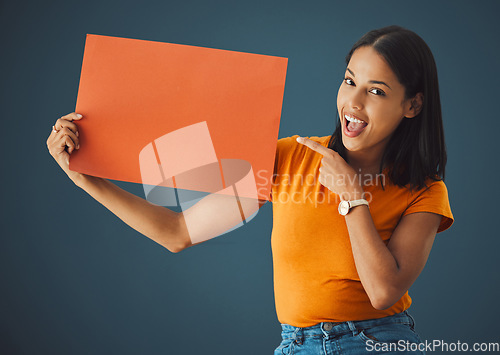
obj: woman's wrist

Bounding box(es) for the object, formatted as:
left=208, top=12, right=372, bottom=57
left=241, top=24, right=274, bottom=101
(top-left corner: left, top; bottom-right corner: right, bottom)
left=341, top=185, right=366, bottom=201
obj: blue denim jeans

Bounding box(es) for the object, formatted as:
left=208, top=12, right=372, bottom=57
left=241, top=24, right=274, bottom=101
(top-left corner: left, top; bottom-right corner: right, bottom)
left=274, top=310, right=425, bottom=354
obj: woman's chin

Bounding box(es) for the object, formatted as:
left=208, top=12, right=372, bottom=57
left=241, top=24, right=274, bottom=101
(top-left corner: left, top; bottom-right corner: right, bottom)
left=342, top=138, right=361, bottom=151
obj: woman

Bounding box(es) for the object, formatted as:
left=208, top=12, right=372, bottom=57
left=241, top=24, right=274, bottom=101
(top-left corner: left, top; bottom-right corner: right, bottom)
left=47, top=25, right=453, bottom=354
left=269, top=26, right=453, bottom=354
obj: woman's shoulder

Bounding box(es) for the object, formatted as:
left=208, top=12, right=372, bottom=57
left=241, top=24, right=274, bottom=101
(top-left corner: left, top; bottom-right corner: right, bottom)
left=277, top=134, right=331, bottom=151
left=401, top=176, right=454, bottom=233
left=411, top=176, right=449, bottom=194
left=382, top=165, right=448, bottom=191
left=273, top=135, right=331, bottom=176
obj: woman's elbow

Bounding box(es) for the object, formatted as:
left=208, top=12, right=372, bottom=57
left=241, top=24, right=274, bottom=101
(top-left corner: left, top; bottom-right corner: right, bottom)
left=163, top=237, right=189, bottom=253
left=370, top=288, right=404, bottom=310
left=371, top=298, right=394, bottom=311
left=161, top=213, right=190, bottom=253
left=167, top=245, right=184, bottom=253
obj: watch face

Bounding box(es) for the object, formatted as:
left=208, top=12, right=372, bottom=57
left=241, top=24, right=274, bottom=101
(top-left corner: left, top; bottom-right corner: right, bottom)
left=338, top=201, right=349, bottom=215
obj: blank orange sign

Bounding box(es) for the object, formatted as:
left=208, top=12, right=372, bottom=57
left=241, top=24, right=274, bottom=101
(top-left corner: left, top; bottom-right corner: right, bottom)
left=71, top=34, right=288, bottom=202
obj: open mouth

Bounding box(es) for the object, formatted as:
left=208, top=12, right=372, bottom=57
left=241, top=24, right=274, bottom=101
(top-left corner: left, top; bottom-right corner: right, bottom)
left=344, top=113, right=368, bottom=136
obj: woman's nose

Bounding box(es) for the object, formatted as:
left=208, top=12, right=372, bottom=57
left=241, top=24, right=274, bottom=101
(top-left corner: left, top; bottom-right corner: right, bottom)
left=347, top=89, right=365, bottom=110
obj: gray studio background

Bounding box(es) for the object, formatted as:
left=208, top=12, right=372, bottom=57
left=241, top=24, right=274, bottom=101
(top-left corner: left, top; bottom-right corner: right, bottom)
left=1, top=0, right=499, bottom=354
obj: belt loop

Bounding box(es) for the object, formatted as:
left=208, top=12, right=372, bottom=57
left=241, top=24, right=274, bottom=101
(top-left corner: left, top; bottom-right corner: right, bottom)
left=320, top=322, right=330, bottom=339
left=292, top=327, right=303, bottom=345
left=405, top=310, right=416, bottom=330
left=347, top=320, right=359, bottom=336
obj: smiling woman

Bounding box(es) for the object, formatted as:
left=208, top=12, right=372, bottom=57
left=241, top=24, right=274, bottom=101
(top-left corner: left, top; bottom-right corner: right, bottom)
left=270, top=25, right=454, bottom=354
left=45, top=22, right=453, bottom=355
left=330, top=26, right=445, bottom=191
left=336, top=44, right=425, bottom=173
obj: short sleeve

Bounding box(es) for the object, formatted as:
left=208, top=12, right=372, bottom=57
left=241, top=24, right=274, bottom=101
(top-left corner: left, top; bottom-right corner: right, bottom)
left=267, top=147, right=278, bottom=202
left=267, top=135, right=301, bottom=203
left=402, top=179, right=454, bottom=233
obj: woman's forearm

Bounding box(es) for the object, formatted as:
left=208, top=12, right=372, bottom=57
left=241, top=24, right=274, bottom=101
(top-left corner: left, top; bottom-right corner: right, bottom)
left=344, top=203, right=400, bottom=309
left=75, top=174, right=187, bottom=253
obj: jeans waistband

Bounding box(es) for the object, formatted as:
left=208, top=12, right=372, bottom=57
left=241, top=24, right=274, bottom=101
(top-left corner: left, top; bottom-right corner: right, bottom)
left=280, top=310, right=415, bottom=342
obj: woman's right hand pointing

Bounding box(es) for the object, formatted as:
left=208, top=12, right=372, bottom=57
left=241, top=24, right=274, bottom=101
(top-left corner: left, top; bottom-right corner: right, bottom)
left=46, top=112, right=85, bottom=185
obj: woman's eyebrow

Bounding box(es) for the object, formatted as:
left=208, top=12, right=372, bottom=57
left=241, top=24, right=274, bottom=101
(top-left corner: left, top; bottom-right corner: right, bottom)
left=346, top=68, right=392, bottom=90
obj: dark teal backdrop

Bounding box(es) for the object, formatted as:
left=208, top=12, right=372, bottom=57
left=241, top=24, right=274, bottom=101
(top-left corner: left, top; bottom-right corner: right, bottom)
left=1, top=0, right=499, bottom=354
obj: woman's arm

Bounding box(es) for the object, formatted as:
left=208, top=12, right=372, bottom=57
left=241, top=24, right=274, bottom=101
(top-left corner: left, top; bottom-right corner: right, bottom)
left=181, top=197, right=267, bottom=249
left=75, top=175, right=269, bottom=253
left=75, top=174, right=188, bottom=253
left=344, top=205, right=441, bottom=310
left=294, top=137, right=442, bottom=310
left=48, top=112, right=269, bottom=253
left=48, top=113, right=187, bottom=252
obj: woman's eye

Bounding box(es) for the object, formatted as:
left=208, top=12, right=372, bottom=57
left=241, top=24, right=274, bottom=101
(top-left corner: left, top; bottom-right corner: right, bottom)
left=344, top=77, right=354, bottom=85
left=343, top=77, right=386, bottom=96
left=369, top=88, right=386, bottom=96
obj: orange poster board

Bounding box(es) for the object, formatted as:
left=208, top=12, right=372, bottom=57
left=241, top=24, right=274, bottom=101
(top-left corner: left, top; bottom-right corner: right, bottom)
left=71, top=34, right=288, bottom=202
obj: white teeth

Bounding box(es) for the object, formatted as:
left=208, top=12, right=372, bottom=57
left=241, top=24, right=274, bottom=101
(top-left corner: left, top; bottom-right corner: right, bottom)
left=345, top=114, right=366, bottom=124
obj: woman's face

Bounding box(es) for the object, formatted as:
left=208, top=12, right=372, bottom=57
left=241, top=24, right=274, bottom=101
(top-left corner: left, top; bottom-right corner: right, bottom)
left=337, top=45, right=414, bottom=155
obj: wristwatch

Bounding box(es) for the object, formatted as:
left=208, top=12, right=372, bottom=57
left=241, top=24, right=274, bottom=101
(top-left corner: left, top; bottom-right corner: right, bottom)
left=338, top=199, right=369, bottom=216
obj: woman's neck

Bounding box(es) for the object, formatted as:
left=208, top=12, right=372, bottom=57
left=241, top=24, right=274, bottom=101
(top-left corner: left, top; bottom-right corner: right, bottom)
left=346, top=150, right=386, bottom=184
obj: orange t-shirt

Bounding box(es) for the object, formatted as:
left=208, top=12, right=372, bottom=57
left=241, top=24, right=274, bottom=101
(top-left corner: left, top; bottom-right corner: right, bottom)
left=268, top=134, right=454, bottom=327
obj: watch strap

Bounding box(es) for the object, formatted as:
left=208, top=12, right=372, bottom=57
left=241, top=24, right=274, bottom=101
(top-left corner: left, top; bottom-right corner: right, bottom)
left=349, top=199, right=369, bottom=209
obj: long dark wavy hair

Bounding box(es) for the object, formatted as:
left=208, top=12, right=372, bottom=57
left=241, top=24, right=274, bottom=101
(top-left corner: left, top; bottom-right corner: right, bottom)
left=328, top=25, right=447, bottom=192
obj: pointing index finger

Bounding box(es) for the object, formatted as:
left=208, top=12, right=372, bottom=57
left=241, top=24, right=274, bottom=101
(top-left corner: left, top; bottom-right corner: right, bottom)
left=296, top=136, right=332, bottom=156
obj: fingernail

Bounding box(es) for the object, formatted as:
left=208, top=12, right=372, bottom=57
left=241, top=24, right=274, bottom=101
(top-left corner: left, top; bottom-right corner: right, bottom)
left=77, top=144, right=80, bottom=149
left=76, top=114, right=82, bottom=118
left=76, top=131, right=79, bottom=136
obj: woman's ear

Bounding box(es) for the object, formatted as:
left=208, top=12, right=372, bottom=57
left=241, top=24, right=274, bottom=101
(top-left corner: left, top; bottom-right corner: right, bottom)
left=404, top=92, right=424, bottom=119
